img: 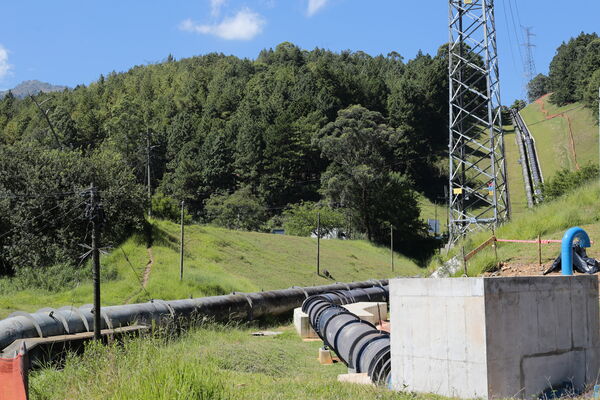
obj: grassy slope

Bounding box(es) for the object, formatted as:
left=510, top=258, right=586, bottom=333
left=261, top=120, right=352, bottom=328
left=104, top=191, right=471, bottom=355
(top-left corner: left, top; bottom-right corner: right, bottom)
left=30, top=323, right=432, bottom=400
left=519, top=97, right=598, bottom=179
left=505, top=97, right=598, bottom=218
left=430, top=181, right=600, bottom=275
left=417, top=194, right=446, bottom=233
left=0, top=220, right=422, bottom=319
left=503, top=125, right=529, bottom=218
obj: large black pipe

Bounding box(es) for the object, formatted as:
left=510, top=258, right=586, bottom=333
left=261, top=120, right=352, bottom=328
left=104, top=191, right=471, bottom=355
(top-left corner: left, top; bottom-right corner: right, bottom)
left=301, top=285, right=391, bottom=385
left=0, top=279, right=387, bottom=354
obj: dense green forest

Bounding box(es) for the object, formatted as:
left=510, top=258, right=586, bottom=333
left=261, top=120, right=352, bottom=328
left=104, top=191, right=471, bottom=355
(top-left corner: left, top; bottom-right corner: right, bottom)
left=1, top=31, right=595, bottom=279
left=527, top=31, right=600, bottom=114
left=0, top=42, right=448, bottom=276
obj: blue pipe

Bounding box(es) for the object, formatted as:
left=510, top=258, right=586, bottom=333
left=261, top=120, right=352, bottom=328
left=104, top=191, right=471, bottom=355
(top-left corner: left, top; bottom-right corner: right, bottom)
left=561, top=227, right=591, bottom=275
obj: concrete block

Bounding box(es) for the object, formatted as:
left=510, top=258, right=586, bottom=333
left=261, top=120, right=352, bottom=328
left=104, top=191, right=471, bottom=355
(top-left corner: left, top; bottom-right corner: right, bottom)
left=337, top=372, right=373, bottom=385
left=319, top=347, right=333, bottom=364
left=390, top=275, right=600, bottom=399
left=293, top=308, right=318, bottom=339
left=343, top=302, right=386, bottom=326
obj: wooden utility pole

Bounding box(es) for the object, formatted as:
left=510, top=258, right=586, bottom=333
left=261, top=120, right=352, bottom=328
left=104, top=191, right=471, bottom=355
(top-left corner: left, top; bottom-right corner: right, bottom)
left=390, top=224, right=394, bottom=272
left=89, top=184, right=102, bottom=340
left=146, top=131, right=152, bottom=217
left=316, top=212, right=321, bottom=276
left=180, top=200, right=185, bottom=281
left=462, top=246, right=467, bottom=276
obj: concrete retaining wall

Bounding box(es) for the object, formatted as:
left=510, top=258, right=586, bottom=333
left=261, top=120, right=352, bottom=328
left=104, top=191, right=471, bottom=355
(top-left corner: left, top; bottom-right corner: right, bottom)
left=390, top=276, right=600, bottom=399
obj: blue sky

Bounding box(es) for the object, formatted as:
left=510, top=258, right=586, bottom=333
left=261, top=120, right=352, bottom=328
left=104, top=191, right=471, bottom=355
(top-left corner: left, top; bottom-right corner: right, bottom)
left=0, top=0, right=598, bottom=104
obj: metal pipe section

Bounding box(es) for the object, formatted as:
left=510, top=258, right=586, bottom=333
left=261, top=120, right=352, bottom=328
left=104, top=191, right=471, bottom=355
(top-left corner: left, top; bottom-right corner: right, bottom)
left=0, top=280, right=387, bottom=354
left=512, top=109, right=544, bottom=202
left=514, top=120, right=535, bottom=208
left=301, top=286, right=391, bottom=385
left=561, top=227, right=591, bottom=276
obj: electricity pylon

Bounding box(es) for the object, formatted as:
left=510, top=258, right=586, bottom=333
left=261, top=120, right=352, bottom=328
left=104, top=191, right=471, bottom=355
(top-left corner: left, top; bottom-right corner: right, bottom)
left=448, top=0, right=510, bottom=244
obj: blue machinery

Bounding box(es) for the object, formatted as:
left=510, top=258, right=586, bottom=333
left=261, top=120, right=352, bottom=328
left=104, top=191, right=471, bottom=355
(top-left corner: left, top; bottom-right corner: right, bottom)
left=561, top=227, right=592, bottom=275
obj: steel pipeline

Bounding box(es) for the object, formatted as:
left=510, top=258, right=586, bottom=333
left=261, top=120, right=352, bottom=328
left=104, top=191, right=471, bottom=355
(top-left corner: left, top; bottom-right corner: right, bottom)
left=0, top=279, right=387, bottom=354
left=302, top=285, right=391, bottom=385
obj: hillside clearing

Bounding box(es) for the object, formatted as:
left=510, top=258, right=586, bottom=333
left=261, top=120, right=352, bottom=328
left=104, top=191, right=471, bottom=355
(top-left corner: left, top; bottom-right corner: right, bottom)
left=0, top=220, right=422, bottom=319
left=519, top=97, right=598, bottom=179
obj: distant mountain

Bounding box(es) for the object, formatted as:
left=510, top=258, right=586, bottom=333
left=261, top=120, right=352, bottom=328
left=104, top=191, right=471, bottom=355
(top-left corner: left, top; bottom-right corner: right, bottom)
left=0, top=80, right=68, bottom=98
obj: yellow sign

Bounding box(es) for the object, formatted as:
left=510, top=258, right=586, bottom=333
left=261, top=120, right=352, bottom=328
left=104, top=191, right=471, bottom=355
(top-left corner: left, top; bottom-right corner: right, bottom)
left=453, top=188, right=463, bottom=195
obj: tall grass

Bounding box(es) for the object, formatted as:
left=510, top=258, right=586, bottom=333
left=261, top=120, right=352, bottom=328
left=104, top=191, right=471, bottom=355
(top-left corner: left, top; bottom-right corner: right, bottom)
left=29, top=323, right=429, bottom=400
left=430, top=181, right=600, bottom=275
left=0, top=219, right=423, bottom=319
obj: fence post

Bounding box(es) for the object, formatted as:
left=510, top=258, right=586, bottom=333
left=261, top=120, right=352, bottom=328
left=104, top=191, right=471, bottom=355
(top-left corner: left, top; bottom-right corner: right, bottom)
left=462, top=246, right=467, bottom=276
left=538, top=234, right=542, bottom=267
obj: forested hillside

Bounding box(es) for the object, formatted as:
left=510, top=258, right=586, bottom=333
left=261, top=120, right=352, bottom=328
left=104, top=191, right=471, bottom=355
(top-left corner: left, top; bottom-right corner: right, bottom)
left=527, top=32, right=599, bottom=115
left=0, top=42, right=449, bottom=277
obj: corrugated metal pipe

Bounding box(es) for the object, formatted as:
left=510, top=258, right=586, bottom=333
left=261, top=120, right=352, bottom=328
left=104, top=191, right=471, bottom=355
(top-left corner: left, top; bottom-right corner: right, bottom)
left=0, top=279, right=387, bottom=354
left=301, top=285, right=391, bottom=385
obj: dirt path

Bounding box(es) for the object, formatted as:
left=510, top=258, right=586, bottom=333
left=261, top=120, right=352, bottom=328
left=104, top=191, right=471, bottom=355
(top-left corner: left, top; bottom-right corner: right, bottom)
left=535, top=94, right=580, bottom=170
left=142, top=247, right=154, bottom=288
left=124, top=247, right=154, bottom=304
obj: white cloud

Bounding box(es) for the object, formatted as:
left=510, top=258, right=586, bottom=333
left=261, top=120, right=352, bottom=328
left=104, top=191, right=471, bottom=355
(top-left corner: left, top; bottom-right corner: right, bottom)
left=210, top=0, right=226, bottom=17
left=307, top=0, right=328, bottom=16
left=180, top=8, right=265, bottom=41
left=0, top=45, right=12, bottom=80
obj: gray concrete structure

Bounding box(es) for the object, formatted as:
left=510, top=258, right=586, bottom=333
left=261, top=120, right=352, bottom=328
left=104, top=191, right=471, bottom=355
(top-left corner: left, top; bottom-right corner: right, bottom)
left=390, top=276, right=600, bottom=399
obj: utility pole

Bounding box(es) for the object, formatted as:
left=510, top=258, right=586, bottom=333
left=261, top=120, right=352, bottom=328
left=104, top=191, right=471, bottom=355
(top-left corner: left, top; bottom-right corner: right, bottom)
left=87, top=184, right=103, bottom=341
left=316, top=212, right=321, bottom=276
left=390, top=224, right=394, bottom=272
left=598, top=87, right=600, bottom=186
left=180, top=200, right=185, bottom=281
left=146, top=131, right=152, bottom=217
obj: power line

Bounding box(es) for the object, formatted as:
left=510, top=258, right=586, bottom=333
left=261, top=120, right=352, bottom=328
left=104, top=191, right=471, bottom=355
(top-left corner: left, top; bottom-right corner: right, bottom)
left=0, top=191, right=82, bottom=199
left=21, top=199, right=87, bottom=240
left=120, top=248, right=152, bottom=300
left=0, top=200, right=78, bottom=241
left=500, top=0, right=519, bottom=81
left=505, top=0, right=524, bottom=64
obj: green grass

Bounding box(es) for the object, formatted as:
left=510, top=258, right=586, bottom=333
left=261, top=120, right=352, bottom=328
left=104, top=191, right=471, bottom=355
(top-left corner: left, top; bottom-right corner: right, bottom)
left=503, top=125, right=530, bottom=218
left=29, top=323, right=435, bottom=400
left=417, top=194, right=446, bottom=234
left=0, top=220, right=423, bottom=319
left=429, top=180, right=600, bottom=276
left=504, top=97, right=598, bottom=218
left=519, top=97, right=599, bottom=179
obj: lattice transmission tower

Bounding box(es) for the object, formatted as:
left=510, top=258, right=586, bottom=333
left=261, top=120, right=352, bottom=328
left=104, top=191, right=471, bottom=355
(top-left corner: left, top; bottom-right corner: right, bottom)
left=522, top=26, right=537, bottom=88
left=448, top=0, right=510, bottom=244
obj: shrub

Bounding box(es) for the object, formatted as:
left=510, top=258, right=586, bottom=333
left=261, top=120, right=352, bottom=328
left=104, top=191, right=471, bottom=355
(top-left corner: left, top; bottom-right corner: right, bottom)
left=151, top=192, right=192, bottom=223
left=205, top=187, right=267, bottom=231
left=541, top=164, right=599, bottom=200
left=282, top=202, right=346, bottom=237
